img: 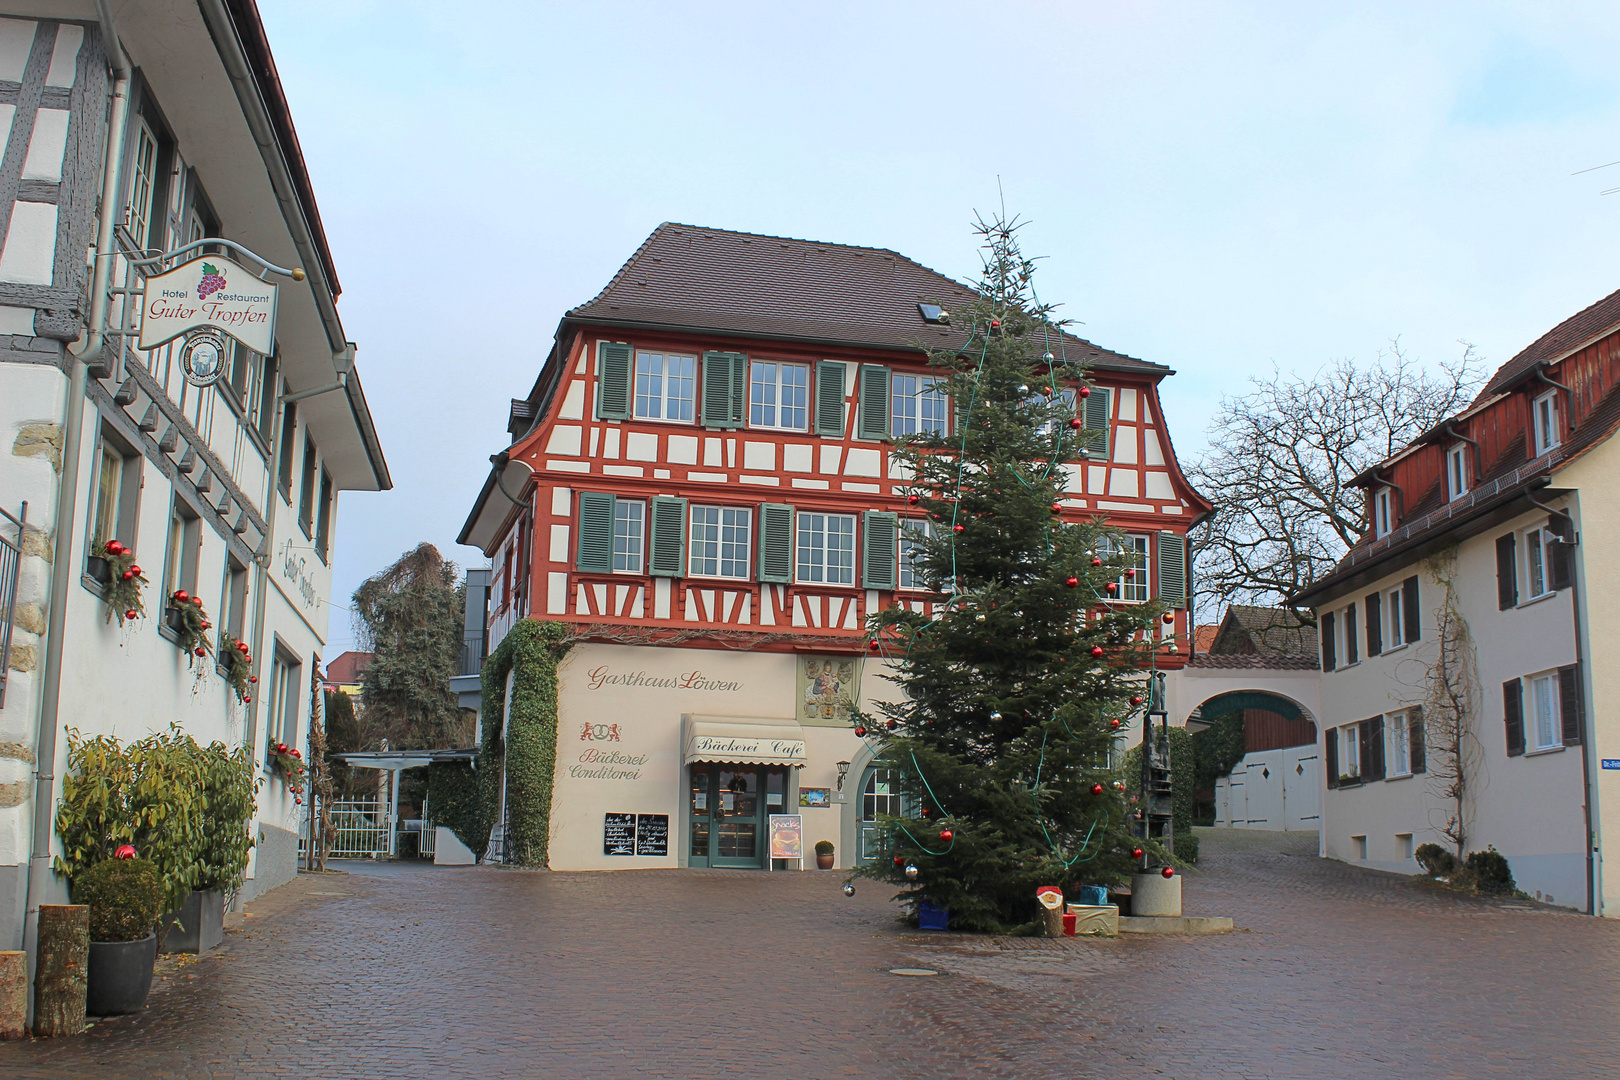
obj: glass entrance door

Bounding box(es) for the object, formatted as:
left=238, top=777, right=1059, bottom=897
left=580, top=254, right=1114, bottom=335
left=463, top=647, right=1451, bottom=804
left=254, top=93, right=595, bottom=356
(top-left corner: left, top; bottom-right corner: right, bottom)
left=688, top=765, right=781, bottom=869
left=858, top=764, right=904, bottom=862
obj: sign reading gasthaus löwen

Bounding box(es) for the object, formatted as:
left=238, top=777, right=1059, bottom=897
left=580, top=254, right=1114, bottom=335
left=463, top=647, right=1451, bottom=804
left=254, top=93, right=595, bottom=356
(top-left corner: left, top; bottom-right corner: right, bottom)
left=139, top=255, right=278, bottom=354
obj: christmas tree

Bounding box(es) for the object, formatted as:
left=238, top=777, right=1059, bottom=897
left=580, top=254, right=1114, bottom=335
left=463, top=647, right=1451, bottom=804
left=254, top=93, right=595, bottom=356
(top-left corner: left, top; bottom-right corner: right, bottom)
left=856, top=214, right=1172, bottom=932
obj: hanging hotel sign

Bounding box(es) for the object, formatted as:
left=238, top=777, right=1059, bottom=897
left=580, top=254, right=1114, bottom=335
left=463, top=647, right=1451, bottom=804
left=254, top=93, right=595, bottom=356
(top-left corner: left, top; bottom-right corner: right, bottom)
left=139, top=255, right=279, bottom=356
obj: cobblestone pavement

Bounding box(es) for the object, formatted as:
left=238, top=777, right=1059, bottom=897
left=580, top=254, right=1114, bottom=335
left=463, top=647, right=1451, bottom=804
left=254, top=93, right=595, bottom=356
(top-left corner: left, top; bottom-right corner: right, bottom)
left=4, top=828, right=1619, bottom=1079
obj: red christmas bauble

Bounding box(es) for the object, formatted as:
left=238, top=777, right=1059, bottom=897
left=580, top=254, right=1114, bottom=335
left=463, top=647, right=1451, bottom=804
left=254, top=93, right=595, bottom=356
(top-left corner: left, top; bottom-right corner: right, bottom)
left=242, top=695, right=251, bottom=703
left=249, top=675, right=258, bottom=684
left=124, top=610, right=136, bottom=620
left=1078, top=386, right=1092, bottom=398
left=173, top=590, right=189, bottom=602
left=1050, top=503, right=1062, bottom=514
left=1068, top=417, right=1082, bottom=429
left=114, top=844, right=137, bottom=860
left=885, top=719, right=897, bottom=731
left=1162, top=612, right=1175, bottom=624
left=1125, top=569, right=1136, bottom=580
left=854, top=726, right=867, bottom=738
left=193, top=596, right=204, bottom=606
left=238, top=641, right=249, bottom=652
left=952, top=524, right=965, bottom=534
left=201, top=621, right=210, bottom=630
left=907, top=494, right=919, bottom=505
left=276, top=743, right=288, bottom=753
left=1130, top=696, right=1143, bottom=706
left=1109, top=718, right=1121, bottom=729
left=1162, top=867, right=1175, bottom=879
left=1091, top=645, right=1105, bottom=658
left=1090, top=557, right=1102, bottom=567
left=193, top=647, right=205, bottom=656
left=129, top=565, right=141, bottom=576
left=105, top=541, right=124, bottom=555
left=1065, top=576, right=1079, bottom=588
left=939, top=829, right=953, bottom=842
left=894, top=856, right=905, bottom=867
left=990, top=319, right=1001, bottom=329
left=121, top=570, right=134, bottom=581
left=1106, top=582, right=1118, bottom=594
left=1091, top=783, right=1104, bottom=795
left=919, top=807, right=930, bottom=817
left=867, top=640, right=881, bottom=653
left=291, top=749, right=301, bottom=758
left=1131, top=847, right=1144, bottom=859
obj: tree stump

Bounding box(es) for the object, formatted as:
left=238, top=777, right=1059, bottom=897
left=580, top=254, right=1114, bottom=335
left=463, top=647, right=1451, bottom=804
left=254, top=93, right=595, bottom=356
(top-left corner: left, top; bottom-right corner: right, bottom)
left=0, top=950, right=25, bottom=1038
left=33, top=905, right=88, bottom=1037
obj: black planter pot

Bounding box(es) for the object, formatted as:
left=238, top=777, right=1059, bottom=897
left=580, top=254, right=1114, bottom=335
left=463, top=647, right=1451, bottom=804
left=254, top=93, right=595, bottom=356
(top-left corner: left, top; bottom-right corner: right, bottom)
left=86, top=555, right=112, bottom=585
left=159, top=890, right=224, bottom=954
left=164, top=605, right=186, bottom=633
left=86, top=934, right=157, bottom=1016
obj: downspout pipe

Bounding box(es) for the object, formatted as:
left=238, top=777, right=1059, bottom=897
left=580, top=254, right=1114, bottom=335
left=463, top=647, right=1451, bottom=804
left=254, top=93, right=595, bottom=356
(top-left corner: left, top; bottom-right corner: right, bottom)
left=25, top=0, right=131, bottom=999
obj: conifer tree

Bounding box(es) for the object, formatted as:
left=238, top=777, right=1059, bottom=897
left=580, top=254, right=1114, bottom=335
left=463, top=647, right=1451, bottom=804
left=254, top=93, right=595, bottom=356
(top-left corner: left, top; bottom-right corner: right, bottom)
left=856, top=214, right=1172, bottom=932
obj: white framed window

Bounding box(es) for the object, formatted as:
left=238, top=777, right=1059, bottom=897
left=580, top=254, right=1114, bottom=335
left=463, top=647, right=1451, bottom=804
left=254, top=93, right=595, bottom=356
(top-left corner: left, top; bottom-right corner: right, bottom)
left=1529, top=670, right=1561, bottom=751
left=127, top=117, right=160, bottom=249
left=750, top=361, right=810, bottom=430
left=688, top=505, right=751, bottom=579
left=1028, top=387, right=1078, bottom=436
left=796, top=512, right=856, bottom=586
left=1533, top=391, right=1560, bottom=456
left=633, top=350, right=696, bottom=423
left=1341, top=725, right=1360, bottom=779
left=1388, top=710, right=1412, bottom=777
left=891, top=374, right=949, bottom=437
left=1446, top=444, right=1468, bottom=502
left=1097, top=534, right=1149, bottom=602
left=1387, top=586, right=1405, bottom=648
left=1373, top=488, right=1392, bottom=538
left=1523, top=527, right=1550, bottom=600
left=612, top=499, right=645, bottom=573
left=899, top=519, right=935, bottom=590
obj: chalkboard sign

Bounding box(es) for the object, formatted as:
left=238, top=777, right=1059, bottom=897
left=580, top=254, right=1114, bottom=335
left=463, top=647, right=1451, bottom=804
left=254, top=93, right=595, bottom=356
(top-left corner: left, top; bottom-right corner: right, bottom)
left=603, top=813, right=637, bottom=856
left=635, top=814, right=669, bottom=856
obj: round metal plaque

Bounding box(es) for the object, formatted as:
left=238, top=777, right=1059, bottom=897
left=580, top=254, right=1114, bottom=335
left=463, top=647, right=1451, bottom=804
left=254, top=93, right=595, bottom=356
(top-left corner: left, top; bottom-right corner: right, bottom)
left=179, top=328, right=227, bottom=387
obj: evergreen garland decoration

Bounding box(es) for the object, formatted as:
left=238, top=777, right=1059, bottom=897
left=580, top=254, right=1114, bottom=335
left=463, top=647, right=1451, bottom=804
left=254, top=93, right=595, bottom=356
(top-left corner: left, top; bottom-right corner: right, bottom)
left=478, top=618, right=573, bottom=865
left=219, top=631, right=253, bottom=702
left=96, top=540, right=147, bottom=626
left=168, top=591, right=214, bottom=667
left=855, top=212, right=1172, bottom=932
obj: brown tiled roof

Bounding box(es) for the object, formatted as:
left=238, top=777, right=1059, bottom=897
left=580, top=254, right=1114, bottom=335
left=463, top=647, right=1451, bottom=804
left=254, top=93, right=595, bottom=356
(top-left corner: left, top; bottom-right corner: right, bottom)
left=1186, top=653, right=1320, bottom=670
left=324, top=650, right=372, bottom=686
left=567, top=224, right=1169, bottom=375
left=1210, top=606, right=1319, bottom=657
left=1482, top=286, right=1620, bottom=396
left=1193, top=624, right=1218, bottom=653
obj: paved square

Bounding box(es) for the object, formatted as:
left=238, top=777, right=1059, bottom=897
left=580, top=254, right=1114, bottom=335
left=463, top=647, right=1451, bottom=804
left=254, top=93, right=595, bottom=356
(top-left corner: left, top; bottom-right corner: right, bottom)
left=4, top=829, right=1617, bottom=1079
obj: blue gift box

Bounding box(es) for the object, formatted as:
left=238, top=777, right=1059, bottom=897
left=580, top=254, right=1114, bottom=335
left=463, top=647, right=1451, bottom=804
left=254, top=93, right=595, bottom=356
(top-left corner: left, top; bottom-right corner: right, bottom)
left=918, top=902, right=949, bottom=931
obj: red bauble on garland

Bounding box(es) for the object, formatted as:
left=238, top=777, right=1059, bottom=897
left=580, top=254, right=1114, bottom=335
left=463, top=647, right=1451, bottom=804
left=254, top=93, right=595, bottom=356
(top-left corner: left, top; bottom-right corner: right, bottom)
left=1161, top=866, right=1175, bottom=879
left=105, top=540, right=124, bottom=556
left=1065, top=576, right=1079, bottom=588
left=121, top=570, right=134, bottom=581
left=173, top=590, right=189, bottom=603
left=124, top=609, right=137, bottom=620
left=1106, top=582, right=1118, bottom=594
left=853, top=725, right=867, bottom=738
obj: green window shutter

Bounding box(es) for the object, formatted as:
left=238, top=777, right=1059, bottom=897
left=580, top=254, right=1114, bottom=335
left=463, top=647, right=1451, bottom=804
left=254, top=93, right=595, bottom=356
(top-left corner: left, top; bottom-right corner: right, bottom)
left=814, top=362, right=847, bottom=437
left=1503, top=678, right=1524, bottom=756
left=1083, top=387, right=1111, bottom=457
left=857, top=364, right=890, bottom=440
left=757, top=503, right=795, bottom=583
left=700, top=351, right=746, bottom=428
left=648, top=496, right=687, bottom=577
left=576, top=492, right=615, bottom=573
left=861, top=511, right=898, bottom=590
left=596, top=342, right=632, bottom=420
left=1156, top=531, right=1186, bottom=607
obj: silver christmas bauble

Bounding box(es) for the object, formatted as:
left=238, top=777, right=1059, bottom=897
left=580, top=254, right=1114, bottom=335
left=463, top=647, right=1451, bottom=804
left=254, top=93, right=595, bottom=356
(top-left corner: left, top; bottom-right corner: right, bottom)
left=904, top=864, right=920, bottom=880
left=1017, top=383, right=1029, bottom=394
left=843, top=884, right=856, bottom=897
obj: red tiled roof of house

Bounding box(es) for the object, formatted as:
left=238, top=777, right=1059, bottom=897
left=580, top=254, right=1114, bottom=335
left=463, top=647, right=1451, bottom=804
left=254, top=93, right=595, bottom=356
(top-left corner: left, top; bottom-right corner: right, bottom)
left=1482, top=286, right=1620, bottom=397
left=1186, top=653, right=1320, bottom=670
left=324, top=650, right=372, bottom=686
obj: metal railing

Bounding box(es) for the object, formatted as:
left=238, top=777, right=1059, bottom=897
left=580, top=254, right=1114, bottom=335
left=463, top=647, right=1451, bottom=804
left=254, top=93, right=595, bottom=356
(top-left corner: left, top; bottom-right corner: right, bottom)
left=299, top=798, right=390, bottom=860
left=0, top=501, right=26, bottom=708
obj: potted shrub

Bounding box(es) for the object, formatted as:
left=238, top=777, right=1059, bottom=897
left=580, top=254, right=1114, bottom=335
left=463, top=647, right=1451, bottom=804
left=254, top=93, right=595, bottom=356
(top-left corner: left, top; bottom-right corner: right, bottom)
left=815, top=839, right=835, bottom=870
left=75, top=852, right=165, bottom=1016
left=163, top=741, right=256, bottom=954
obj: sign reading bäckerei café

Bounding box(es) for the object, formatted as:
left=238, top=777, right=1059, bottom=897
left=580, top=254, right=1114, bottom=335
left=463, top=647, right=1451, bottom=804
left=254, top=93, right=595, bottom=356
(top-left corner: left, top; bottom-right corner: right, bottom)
left=691, top=735, right=806, bottom=759
left=139, top=256, right=278, bottom=355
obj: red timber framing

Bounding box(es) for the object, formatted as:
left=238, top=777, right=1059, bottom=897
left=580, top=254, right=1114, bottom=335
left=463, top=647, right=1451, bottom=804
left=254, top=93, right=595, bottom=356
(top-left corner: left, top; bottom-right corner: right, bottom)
left=462, top=225, right=1212, bottom=660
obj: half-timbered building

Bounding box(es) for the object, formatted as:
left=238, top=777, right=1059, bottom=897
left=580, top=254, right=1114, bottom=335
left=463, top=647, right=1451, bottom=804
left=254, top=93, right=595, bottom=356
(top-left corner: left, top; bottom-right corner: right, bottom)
left=461, top=223, right=1211, bottom=871
left=1296, top=288, right=1620, bottom=914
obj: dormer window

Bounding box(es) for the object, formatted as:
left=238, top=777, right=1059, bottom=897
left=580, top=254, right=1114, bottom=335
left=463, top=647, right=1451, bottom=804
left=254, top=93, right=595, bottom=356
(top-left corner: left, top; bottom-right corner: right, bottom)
left=1533, top=391, right=1560, bottom=456
left=917, top=303, right=950, bottom=325
left=1373, top=487, right=1393, bottom=538
left=1446, top=443, right=1469, bottom=502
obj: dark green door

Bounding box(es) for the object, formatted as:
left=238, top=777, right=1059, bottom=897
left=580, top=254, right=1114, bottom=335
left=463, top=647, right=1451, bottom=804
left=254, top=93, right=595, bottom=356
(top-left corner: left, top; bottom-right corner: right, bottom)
left=688, top=765, right=788, bottom=869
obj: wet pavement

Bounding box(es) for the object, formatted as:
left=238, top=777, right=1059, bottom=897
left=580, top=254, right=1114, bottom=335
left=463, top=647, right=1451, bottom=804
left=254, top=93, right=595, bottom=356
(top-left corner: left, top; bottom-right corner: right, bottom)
left=3, top=828, right=1617, bottom=1079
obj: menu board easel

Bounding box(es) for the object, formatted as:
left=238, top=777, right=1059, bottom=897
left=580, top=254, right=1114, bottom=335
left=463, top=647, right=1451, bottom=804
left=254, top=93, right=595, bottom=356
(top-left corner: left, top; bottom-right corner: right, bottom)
left=768, top=813, right=804, bottom=871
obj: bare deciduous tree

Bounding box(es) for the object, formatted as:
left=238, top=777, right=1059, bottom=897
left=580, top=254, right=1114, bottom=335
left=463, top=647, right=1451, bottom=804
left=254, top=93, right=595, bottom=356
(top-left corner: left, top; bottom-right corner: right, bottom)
left=1189, top=340, right=1483, bottom=619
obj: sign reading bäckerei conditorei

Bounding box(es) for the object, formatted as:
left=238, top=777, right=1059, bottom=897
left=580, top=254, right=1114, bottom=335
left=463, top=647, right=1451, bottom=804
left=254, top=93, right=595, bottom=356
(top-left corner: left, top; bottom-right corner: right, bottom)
left=139, top=255, right=278, bottom=354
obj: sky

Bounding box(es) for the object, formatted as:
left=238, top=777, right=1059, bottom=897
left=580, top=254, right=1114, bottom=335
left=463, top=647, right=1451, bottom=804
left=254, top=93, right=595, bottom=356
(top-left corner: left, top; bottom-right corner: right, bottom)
left=252, top=1, right=1620, bottom=653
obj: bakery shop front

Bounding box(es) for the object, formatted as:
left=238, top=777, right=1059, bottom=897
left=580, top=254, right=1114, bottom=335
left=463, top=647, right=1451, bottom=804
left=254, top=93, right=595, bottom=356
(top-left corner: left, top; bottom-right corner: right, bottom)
left=545, top=642, right=888, bottom=871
